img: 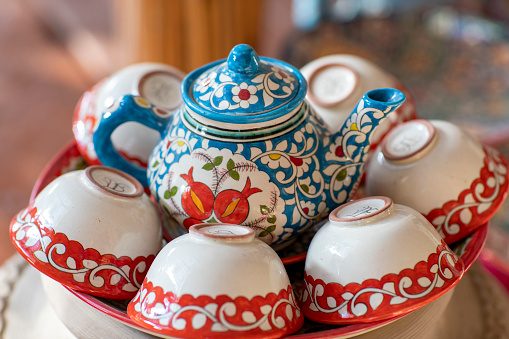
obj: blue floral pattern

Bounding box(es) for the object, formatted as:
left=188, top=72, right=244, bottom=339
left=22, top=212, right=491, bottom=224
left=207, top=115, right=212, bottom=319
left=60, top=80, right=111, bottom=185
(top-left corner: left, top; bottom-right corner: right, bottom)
left=193, top=61, right=298, bottom=113
left=93, top=45, right=405, bottom=248
left=145, top=93, right=401, bottom=246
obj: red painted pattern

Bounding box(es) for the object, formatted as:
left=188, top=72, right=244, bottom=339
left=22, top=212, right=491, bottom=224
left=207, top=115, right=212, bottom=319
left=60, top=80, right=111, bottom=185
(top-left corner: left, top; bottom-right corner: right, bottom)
left=424, top=147, right=509, bottom=244
left=10, top=207, right=154, bottom=300
left=214, top=177, right=262, bottom=224
left=128, top=282, right=304, bottom=338
left=300, top=240, right=464, bottom=324
left=72, top=83, right=103, bottom=165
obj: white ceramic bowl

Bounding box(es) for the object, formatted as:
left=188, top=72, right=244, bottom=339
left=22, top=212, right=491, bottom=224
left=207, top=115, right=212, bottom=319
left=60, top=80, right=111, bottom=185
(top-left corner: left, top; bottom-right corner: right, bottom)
left=365, top=119, right=509, bottom=244
left=9, top=165, right=163, bottom=299
left=73, top=62, right=186, bottom=166
left=128, top=223, right=303, bottom=338
left=300, top=54, right=416, bottom=148
left=301, top=196, right=464, bottom=325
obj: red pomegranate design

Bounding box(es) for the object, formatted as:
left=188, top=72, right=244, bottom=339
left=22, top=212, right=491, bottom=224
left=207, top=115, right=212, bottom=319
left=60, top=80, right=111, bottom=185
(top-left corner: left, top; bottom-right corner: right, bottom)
left=214, top=177, right=262, bottom=224
left=180, top=167, right=214, bottom=220
left=183, top=217, right=205, bottom=229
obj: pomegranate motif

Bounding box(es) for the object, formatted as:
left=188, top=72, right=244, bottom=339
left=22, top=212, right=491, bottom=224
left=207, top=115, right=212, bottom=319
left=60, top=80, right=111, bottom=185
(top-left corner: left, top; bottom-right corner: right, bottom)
left=214, top=177, right=262, bottom=224
left=183, top=217, right=205, bottom=229
left=180, top=167, right=214, bottom=221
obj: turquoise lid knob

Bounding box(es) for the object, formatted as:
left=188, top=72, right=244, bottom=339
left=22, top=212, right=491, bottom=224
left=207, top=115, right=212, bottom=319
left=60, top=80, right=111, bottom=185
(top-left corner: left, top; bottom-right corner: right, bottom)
left=227, top=44, right=261, bottom=74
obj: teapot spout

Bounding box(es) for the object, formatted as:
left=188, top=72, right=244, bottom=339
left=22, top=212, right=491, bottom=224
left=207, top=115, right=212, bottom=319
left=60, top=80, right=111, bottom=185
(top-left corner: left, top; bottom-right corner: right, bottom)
left=332, top=88, right=405, bottom=163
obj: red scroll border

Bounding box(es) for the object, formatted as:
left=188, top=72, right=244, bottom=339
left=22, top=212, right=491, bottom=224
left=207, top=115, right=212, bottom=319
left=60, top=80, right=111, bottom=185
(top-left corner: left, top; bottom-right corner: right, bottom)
left=300, top=241, right=464, bottom=325
left=10, top=206, right=154, bottom=300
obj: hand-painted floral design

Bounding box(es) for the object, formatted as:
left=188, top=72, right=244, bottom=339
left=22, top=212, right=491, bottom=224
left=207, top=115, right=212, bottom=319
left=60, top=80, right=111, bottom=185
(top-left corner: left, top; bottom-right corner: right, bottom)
left=301, top=241, right=463, bottom=324
left=195, top=71, right=217, bottom=93
left=156, top=147, right=287, bottom=244
left=128, top=281, right=303, bottom=338
left=231, top=82, right=258, bottom=108
left=323, top=98, right=396, bottom=204
left=258, top=152, right=292, bottom=171
left=193, top=61, right=298, bottom=113
left=291, top=199, right=317, bottom=227
left=10, top=207, right=153, bottom=299
left=166, top=129, right=198, bottom=155
left=271, top=66, right=293, bottom=85
left=142, top=87, right=402, bottom=246
left=425, top=146, right=509, bottom=244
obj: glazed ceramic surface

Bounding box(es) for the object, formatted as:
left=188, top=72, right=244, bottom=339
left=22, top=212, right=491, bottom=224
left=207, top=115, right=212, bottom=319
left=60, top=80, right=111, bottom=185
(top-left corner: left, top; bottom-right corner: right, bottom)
left=301, top=196, right=464, bottom=325
left=128, top=224, right=303, bottom=338
left=10, top=166, right=163, bottom=299
left=8, top=250, right=509, bottom=339
left=28, top=142, right=316, bottom=265
left=28, top=141, right=489, bottom=338
left=59, top=224, right=489, bottom=338
left=93, top=44, right=405, bottom=248
left=73, top=62, right=185, bottom=167
left=365, top=119, right=509, bottom=244
left=300, top=54, right=417, bottom=148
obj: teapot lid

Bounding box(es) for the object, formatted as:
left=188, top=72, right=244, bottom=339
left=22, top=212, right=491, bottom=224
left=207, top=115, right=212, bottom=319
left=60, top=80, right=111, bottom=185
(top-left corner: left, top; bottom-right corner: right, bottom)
left=182, top=44, right=306, bottom=125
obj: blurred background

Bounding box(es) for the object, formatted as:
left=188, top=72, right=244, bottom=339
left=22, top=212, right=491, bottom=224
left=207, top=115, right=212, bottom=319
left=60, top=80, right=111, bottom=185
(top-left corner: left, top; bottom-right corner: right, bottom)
left=2, top=0, right=509, bottom=265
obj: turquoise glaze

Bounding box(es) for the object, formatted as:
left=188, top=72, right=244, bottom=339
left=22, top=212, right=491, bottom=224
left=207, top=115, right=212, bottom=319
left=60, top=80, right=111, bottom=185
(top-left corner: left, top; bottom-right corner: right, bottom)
left=186, top=44, right=303, bottom=122
left=93, top=45, right=405, bottom=247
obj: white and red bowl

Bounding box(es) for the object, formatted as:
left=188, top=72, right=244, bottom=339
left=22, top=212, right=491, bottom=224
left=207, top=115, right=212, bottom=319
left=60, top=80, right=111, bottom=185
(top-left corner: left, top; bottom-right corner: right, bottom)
left=128, top=223, right=304, bottom=338
left=301, top=196, right=464, bottom=325
left=11, top=165, right=163, bottom=299
left=366, top=119, right=509, bottom=244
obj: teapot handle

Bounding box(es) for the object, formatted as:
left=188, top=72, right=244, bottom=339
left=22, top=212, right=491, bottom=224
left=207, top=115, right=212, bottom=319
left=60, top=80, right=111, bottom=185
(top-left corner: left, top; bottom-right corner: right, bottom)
left=93, top=95, right=172, bottom=187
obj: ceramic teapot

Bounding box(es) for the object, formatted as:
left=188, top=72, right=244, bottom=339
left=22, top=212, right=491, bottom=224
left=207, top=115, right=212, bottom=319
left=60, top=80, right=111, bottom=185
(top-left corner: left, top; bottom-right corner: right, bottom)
left=93, top=44, right=405, bottom=248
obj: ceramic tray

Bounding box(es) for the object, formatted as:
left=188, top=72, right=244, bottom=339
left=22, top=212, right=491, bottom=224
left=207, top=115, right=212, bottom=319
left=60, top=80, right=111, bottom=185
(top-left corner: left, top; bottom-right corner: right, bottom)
left=28, top=141, right=489, bottom=338
left=3, top=255, right=508, bottom=339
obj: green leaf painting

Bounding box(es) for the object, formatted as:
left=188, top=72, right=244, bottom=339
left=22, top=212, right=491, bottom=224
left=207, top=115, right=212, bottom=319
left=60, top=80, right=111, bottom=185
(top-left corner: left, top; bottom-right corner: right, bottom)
left=336, top=168, right=347, bottom=181
left=226, top=158, right=235, bottom=170
left=213, top=156, right=223, bottom=166
left=229, top=170, right=239, bottom=181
